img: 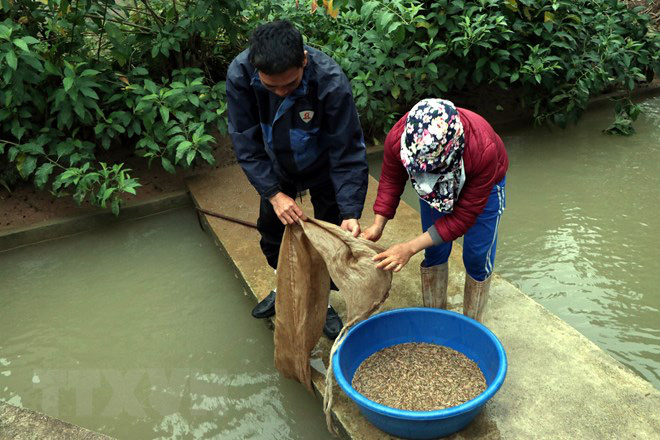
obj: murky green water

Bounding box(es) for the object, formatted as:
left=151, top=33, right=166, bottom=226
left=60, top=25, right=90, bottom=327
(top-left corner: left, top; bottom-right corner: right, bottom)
left=369, top=95, right=660, bottom=389
left=0, top=208, right=333, bottom=439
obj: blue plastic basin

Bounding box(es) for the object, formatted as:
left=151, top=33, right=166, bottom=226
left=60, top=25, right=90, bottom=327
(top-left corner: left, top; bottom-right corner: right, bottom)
left=332, top=308, right=507, bottom=439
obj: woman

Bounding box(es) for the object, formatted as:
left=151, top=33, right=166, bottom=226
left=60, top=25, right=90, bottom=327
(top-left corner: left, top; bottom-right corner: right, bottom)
left=362, top=99, right=508, bottom=322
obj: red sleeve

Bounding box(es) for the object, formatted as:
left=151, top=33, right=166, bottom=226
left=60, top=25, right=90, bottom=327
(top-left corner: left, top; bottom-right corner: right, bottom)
left=434, top=141, right=500, bottom=242
left=373, top=114, right=409, bottom=219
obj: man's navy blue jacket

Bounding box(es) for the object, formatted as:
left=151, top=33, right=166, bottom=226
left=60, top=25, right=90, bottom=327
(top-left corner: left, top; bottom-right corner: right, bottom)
left=226, top=46, right=368, bottom=220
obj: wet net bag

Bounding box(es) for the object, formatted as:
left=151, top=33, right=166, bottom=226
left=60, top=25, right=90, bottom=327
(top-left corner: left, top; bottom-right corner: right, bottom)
left=274, top=218, right=392, bottom=432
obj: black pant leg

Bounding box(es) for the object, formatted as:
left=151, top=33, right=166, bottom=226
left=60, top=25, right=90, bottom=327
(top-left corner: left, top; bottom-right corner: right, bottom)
left=257, top=183, right=297, bottom=270
left=309, top=181, right=342, bottom=226
left=309, top=181, right=342, bottom=290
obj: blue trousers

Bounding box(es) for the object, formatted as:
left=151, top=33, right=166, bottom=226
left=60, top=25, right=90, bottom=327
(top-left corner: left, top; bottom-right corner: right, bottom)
left=420, top=177, right=506, bottom=281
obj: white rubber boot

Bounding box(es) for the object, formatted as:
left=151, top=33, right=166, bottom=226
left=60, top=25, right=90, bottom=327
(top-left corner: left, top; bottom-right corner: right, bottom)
left=463, top=273, right=492, bottom=322
left=420, top=262, right=448, bottom=309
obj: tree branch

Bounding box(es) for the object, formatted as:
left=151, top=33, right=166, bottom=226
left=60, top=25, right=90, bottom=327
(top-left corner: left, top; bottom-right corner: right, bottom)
left=140, top=0, right=165, bottom=27
left=172, top=0, right=180, bottom=21
left=85, top=14, right=153, bottom=32
left=97, top=0, right=111, bottom=62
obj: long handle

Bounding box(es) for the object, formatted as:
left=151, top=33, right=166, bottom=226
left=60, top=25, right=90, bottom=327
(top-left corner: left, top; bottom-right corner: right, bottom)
left=195, top=207, right=258, bottom=229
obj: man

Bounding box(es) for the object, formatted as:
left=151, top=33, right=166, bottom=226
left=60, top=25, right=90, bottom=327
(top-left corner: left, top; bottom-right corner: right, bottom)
left=226, top=20, right=368, bottom=339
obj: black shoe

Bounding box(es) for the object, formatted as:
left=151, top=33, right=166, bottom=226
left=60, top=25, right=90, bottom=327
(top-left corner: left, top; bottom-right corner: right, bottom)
left=323, top=306, right=343, bottom=340
left=252, top=290, right=276, bottom=319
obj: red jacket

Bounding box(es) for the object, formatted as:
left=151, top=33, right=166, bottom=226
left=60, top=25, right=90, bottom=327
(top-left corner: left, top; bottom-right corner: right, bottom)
left=374, top=108, right=509, bottom=242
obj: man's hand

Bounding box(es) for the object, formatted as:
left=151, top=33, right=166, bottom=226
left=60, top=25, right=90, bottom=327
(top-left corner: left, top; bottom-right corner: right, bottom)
left=269, top=192, right=307, bottom=225
left=341, top=218, right=361, bottom=238
left=361, top=223, right=384, bottom=242
left=373, top=242, right=416, bottom=272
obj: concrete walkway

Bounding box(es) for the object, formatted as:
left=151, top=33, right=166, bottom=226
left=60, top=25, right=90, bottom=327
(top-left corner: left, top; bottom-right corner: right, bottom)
left=0, top=402, right=111, bottom=440
left=187, top=165, right=659, bottom=439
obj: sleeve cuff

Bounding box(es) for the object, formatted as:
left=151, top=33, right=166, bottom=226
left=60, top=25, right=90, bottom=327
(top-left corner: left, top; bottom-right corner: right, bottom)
left=262, top=185, right=282, bottom=199
left=340, top=212, right=361, bottom=220
left=373, top=209, right=395, bottom=220
left=426, top=225, right=444, bottom=246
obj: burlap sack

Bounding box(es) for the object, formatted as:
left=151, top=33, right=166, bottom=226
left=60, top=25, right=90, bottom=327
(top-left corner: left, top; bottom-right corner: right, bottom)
left=273, top=218, right=392, bottom=432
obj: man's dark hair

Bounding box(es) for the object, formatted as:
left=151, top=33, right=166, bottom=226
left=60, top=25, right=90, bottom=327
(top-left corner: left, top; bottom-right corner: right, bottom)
left=248, top=20, right=305, bottom=75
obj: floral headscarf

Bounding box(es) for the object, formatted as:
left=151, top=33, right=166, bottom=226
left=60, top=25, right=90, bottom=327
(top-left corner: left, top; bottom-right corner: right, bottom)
left=400, top=99, right=465, bottom=213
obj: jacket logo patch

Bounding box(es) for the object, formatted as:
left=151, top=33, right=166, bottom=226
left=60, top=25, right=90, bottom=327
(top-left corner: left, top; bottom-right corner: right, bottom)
left=299, top=111, right=314, bottom=123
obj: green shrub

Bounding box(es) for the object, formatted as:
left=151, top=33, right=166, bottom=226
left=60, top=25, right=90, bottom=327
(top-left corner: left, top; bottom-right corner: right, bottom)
left=0, top=0, right=245, bottom=213
left=283, top=0, right=659, bottom=137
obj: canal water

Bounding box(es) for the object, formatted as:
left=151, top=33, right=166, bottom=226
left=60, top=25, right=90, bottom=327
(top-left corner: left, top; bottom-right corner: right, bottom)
left=368, top=95, right=660, bottom=389
left=0, top=208, right=333, bottom=439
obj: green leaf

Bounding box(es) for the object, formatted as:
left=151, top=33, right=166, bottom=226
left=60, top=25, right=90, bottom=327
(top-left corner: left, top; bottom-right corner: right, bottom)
left=161, top=157, right=175, bottom=173
left=186, top=149, right=196, bottom=166
left=193, top=124, right=205, bottom=140
left=21, top=54, right=43, bottom=72
left=427, top=64, right=438, bottom=74
left=80, top=69, right=100, bottom=77
left=21, top=142, right=45, bottom=155
left=159, top=106, right=170, bottom=123
left=13, top=38, right=29, bottom=52
left=379, top=12, right=395, bottom=31
left=132, top=67, right=148, bottom=76
left=391, top=85, right=400, bottom=99
left=0, top=24, right=11, bottom=40
left=175, top=141, right=192, bottom=163
left=361, top=1, right=379, bottom=17
left=163, top=88, right=184, bottom=99
left=189, top=94, right=200, bottom=107
left=550, top=94, right=567, bottom=103
left=63, top=77, right=74, bottom=92
left=17, top=155, right=38, bottom=179
left=74, top=100, right=86, bottom=120
left=144, top=79, right=158, bottom=94
left=80, top=87, right=99, bottom=99
left=34, top=163, right=55, bottom=189
left=198, top=149, right=215, bottom=164
left=510, top=72, right=520, bottom=83
left=45, top=61, right=60, bottom=76
left=5, top=50, right=17, bottom=70
left=101, top=187, right=115, bottom=202
left=166, top=125, right=183, bottom=135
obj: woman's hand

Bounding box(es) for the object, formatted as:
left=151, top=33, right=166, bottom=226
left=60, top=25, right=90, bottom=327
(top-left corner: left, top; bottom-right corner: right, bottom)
left=373, top=242, right=416, bottom=272
left=360, top=214, right=389, bottom=242
left=373, top=231, right=435, bottom=272
left=361, top=223, right=384, bottom=242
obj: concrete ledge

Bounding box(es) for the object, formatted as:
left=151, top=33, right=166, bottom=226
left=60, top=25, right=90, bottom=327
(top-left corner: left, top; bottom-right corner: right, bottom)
left=0, top=402, right=111, bottom=440
left=0, top=192, right=192, bottom=252
left=187, top=165, right=660, bottom=439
